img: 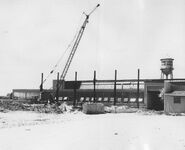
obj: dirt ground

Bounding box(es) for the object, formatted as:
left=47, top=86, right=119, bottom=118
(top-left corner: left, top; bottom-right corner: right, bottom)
left=0, top=111, right=185, bottom=150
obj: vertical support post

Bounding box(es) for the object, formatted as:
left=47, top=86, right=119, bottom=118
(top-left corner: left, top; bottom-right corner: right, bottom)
left=161, top=72, right=162, bottom=79
left=25, top=92, right=27, bottom=100
left=56, top=72, right=59, bottom=103
left=121, top=83, right=124, bottom=103
left=114, top=70, right=117, bottom=106
left=136, top=69, right=140, bottom=108
left=73, top=72, right=77, bottom=107
left=93, top=71, right=96, bottom=103
left=40, top=73, right=44, bottom=92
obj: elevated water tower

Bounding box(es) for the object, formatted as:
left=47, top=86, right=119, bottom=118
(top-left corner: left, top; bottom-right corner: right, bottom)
left=160, top=58, right=174, bottom=79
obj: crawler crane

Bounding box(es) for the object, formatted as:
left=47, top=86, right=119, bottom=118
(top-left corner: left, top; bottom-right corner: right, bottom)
left=39, top=4, right=100, bottom=103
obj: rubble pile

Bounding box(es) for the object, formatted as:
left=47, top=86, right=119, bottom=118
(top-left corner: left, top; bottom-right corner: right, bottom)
left=104, top=105, right=138, bottom=113
left=136, top=109, right=164, bottom=115
left=0, top=100, right=74, bottom=114
left=0, top=100, right=29, bottom=112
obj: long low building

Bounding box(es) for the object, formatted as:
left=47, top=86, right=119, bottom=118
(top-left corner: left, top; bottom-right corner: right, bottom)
left=12, top=79, right=185, bottom=110
left=12, top=88, right=144, bottom=103
left=12, top=79, right=144, bottom=105
left=13, top=89, right=40, bottom=100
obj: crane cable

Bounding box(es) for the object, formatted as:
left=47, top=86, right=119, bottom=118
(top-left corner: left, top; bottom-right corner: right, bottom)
left=41, top=13, right=84, bottom=85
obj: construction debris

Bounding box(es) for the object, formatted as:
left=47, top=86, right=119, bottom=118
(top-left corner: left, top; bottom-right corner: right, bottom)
left=104, top=106, right=138, bottom=113
left=0, top=100, right=73, bottom=114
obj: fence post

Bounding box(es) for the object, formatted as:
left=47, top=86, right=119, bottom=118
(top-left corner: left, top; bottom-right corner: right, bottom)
left=73, top=72, right=77, bottom=107
left=114, top=70, right=117, bottom=105
left=93, top=71, right=96, bottom=103
left=136, top=69, right=140, bottom=108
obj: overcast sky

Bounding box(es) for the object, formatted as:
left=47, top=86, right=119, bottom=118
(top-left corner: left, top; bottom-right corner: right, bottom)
left=0, top=0, right=185, bottom=95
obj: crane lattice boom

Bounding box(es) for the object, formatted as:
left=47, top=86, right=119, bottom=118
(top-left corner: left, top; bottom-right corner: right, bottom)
left=60, top=4, right=100, bottom=81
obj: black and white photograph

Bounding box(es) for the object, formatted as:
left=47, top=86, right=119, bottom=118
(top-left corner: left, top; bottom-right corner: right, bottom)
left=0, top=0, right=185, bottom=150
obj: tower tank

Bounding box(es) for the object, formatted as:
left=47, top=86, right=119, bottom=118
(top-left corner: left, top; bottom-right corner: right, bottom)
left=160, top=58, right=174, bottom=79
